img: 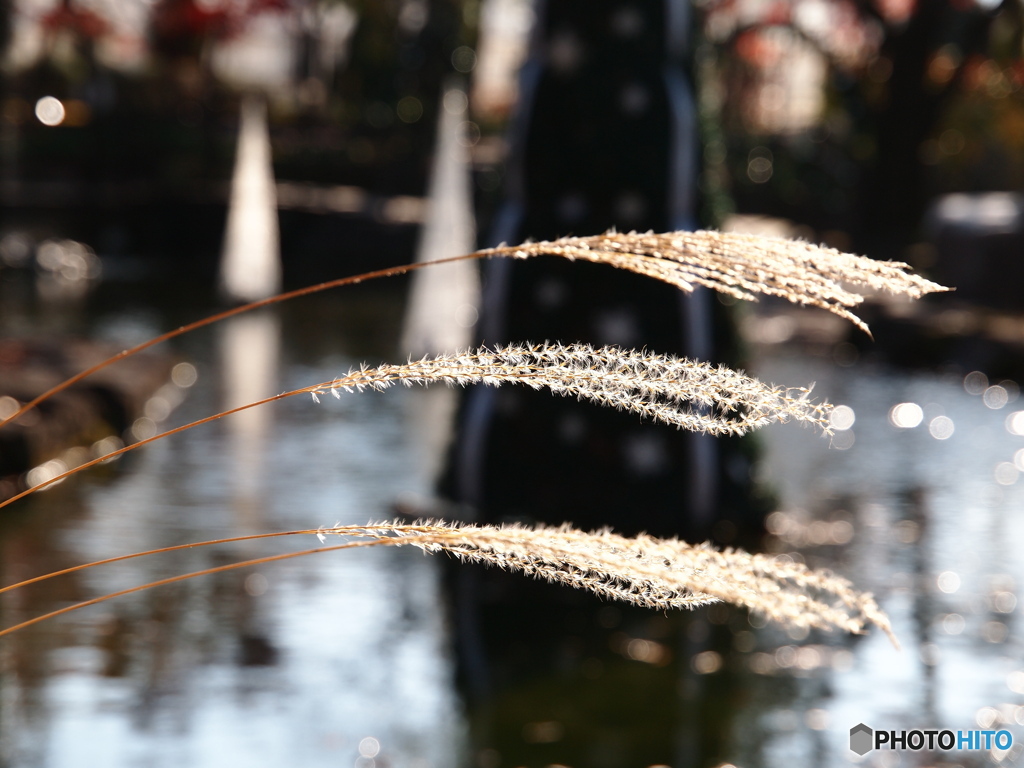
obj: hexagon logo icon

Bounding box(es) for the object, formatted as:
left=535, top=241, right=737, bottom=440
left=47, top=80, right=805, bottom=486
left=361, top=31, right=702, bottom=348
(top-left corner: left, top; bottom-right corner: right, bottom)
left=850, top=723, right=873, bottom=756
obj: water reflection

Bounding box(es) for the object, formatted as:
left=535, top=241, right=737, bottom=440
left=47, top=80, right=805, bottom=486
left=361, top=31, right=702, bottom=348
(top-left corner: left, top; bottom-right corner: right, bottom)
left=219, top=311, right=280, bottom=509
left=5, top=288, right=1024, bottom=766
left=0, top=294, right=461, bottom=768
left=741, top=347, right=1024, bottom=767
left=399, top=78, right=479, bottom=489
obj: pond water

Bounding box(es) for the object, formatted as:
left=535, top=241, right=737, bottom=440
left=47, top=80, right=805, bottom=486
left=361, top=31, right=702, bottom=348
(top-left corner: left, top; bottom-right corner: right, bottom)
left=0, top=285, right=463, bottom=768
left=733, top=339, right=1024, bottom=768
left=1, top=280, right=1023, bottom=768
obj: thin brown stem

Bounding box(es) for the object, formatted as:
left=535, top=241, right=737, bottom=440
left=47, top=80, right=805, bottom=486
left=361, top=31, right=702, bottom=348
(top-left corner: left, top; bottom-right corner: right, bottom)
left=0, top=340, right=834, bottom=511
left=0, top=252, right=482, bottom=432
left=0, top=523, right=452, bottom=595
left=0, top=523, right=897, bottom=645
left=0, top=378, right=341, bottom=511
left=0, top=231, right=949, bottom=431
left=0, top=529, right=324, bottom=596
left=0, top=538, right=405, bottom=639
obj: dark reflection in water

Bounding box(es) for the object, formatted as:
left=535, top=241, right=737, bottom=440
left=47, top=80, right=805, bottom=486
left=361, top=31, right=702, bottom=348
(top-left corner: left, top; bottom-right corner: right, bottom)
left=451, top=336, right=1024, bottom=768
left=3, top=282, right=1024, bottom=767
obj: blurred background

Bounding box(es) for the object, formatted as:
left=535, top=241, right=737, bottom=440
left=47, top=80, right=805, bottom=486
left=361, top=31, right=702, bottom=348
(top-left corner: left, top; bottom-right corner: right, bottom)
left=2, top=1, right=1024, bottom=767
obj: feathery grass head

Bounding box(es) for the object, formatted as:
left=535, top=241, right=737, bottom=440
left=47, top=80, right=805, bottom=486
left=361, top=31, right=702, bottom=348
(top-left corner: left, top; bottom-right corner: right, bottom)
left=482, top=229, right=951, bottom=335
left=0, top=227, right=947, bottom=436
left=0, top=521, right=895, bottom=647
left=314, top=342, right=832, bottom=436
left=328, top=521, right=896, bottom=646
left=0, top=341, right=830, bottom=508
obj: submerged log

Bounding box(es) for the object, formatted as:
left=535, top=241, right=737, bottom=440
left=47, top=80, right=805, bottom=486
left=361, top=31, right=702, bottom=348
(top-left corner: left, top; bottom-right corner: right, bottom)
left=0, top=337, right=179, bottom=502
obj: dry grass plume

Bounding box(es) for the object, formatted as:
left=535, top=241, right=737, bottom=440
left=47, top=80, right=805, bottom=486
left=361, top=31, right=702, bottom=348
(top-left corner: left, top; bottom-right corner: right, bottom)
left=313, top=342, right=832, bottom=436
left=482, top=229, right=950, bottom=335
left=327, top=522, right=897, bottom=646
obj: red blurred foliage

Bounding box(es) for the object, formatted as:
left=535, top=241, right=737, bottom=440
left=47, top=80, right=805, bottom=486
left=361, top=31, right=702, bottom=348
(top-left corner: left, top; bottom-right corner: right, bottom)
left=40, top=0, right=109, bottom=39
left=151, top=0, right=293, bottom=46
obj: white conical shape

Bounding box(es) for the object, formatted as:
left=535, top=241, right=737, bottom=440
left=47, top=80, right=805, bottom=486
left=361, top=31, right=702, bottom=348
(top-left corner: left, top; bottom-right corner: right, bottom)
left=219, top=95, right=282, bottom=303
left=399, top=81, right=480, bottom=486
left=399, top=82, right=480, bottom=357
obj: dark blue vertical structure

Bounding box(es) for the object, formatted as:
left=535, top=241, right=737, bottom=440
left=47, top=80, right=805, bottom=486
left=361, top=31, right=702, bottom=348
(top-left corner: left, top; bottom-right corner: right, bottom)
left=441, top=8, right=752, bottom=764
left=449, top=0, right=719, bottom=540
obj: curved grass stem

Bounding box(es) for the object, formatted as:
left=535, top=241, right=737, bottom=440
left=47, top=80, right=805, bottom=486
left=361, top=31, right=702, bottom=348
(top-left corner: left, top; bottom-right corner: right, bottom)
left=0, top=230, right=948, bottom=432
left=0, top=522, right=897, bottom=647
left=0, top=252, right=481, bottom=432
left=0, top=342, right=832, bottom=512
left=0, top=378, right=343, bottom=511
left=0, top=538, right=397, bottom=639
left=0, top=229, right=935, bottom=649
left=0, top=529, right=323, bottom=597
